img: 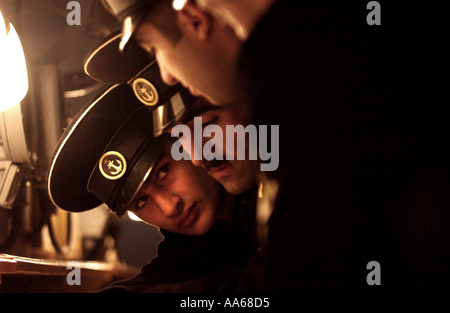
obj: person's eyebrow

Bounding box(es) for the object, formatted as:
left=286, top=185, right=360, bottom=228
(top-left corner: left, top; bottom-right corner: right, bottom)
left=180, top=103, right=221, bottom=124
left=146, top=151, right=169, bottom=181
left=132, top=151, right=170, bottom=207
left=154, top=151, right=169, bottom=169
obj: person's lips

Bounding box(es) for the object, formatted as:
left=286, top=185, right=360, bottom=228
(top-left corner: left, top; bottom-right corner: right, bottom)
left=207, top=163, right=232, bottom=173
left=203, top=159, right=228, bottom=172
left=176, top=204, right=197, bottom=227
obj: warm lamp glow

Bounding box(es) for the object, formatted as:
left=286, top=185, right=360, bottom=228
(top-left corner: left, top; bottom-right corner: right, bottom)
left=0, top=10, right=29, bottom=112
left=128, top=211, right=144, bottom=222
left=172, top=0, right=188, bottom=11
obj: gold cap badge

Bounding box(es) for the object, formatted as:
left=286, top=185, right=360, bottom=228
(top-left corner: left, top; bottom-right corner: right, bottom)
left=132, top=78, right=159, bottom=106
left=99, top=151, right=127, bottom=180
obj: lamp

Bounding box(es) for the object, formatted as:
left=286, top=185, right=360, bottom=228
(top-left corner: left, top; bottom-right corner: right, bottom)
left=0, top=9, right=29, bottom=112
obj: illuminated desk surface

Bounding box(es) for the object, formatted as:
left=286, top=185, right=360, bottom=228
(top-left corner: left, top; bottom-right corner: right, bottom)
left=0, top=254, right=137, bottom=293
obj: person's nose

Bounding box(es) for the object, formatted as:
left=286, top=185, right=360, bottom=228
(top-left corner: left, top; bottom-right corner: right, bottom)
left=157, top=59, right=179, bottom=86
left=191, top=157, right=205, bottom=167
left=153, top=192, right=180, bottom=218
left=189, top=140, right=206, bottom=167
left=175, top=128, right=206, bottom=167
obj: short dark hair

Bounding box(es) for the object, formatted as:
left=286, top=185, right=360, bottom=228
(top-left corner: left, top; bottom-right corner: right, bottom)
left=143, top=0, right=183, bottom=44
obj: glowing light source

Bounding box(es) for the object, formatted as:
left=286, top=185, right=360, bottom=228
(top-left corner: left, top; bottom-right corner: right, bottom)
left=172, top=0, right=188, bottom=11
left=0, top=9, right=29, bottom=112
left=128, top=211, right=144, bottom=222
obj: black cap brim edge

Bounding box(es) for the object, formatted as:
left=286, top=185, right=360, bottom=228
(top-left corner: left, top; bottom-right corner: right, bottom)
left=47, top=85, right=119, bottom=210
left=84, top=30, right=153, bottom=85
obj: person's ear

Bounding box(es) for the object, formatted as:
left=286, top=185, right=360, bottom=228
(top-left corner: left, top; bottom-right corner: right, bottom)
left=176, top=2, right=212, bottom=41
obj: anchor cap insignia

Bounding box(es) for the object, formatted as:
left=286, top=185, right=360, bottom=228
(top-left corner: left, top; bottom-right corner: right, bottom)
left=132, top=78, right=159, bottom=106
left=99, top=151, right=127, bottom=180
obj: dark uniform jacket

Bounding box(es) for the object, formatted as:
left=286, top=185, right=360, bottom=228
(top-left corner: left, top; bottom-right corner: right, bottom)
left=238, top=1, right=449, bottom=292
left=96, top=219, right=256, bottom=293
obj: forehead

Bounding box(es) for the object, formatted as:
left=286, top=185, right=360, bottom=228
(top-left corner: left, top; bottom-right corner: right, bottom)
left=133, top=21, right=162, bottom=46
left=147, top=140, right=174, bottom=172
left=195, top=0, right=219, bottom=9
left=157, top=139, right=176, bottom=161
left=140, top=141, right=172, bottom=186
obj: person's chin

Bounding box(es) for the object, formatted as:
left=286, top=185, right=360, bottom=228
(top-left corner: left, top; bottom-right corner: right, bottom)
left=184, top=216, right=215, bottom=236
left=188, top=87, right=201, bottom=97
left=202, top=93, right=221, bottom=106
left=222, top=182, right=245, bottom=195
left=185, top=225, right=212, bottom=236
left=221, top=174, right=254, bottom=195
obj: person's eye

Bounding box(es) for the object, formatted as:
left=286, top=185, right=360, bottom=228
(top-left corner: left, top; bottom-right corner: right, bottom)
left=134, top=195, right=148, bottom=211
left=158, top=165, right=169, bottom=181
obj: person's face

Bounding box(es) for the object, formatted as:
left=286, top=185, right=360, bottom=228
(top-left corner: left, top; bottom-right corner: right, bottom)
left=133, top=6, right=241, bottom=106
left=172, top=98, right=259, bottom=195
left=129, top=141, right=229, bottom=235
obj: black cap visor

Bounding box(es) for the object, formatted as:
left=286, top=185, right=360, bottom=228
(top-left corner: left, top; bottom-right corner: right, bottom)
left=101, top=0, right=159, bottom=51
left=85, top=29, right=198, bottom=136
left=47, top=83, right=171, bottom=217
left=47, top=84, right=144, bottom=213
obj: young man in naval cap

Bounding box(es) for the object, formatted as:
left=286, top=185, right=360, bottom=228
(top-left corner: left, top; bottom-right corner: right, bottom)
left=80, top=27, right=267, bottom=292
left=100, top=0, right=450, bottom=293
left=47, top=61, right=256, bottom=292
left=101, top=0, right=242, bottom=107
